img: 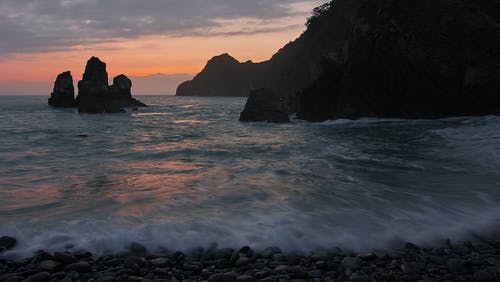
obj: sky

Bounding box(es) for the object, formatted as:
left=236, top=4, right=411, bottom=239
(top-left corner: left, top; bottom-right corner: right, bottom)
left=0, top=0, right=328, bottom=94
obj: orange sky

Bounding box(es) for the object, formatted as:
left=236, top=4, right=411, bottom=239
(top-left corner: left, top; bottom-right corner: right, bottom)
left=0, top=30, right=303, bottom=83
left=0, top=1, right=327, bottom=94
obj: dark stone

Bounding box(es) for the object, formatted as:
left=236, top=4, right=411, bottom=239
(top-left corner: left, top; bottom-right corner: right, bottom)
left=208, top=272, right=237, bottom=282
left=236, top=274, right=257, bottom=282
left=0, top=236, right=17, bottom=252
left=96, top=276, right=116, bottom=282
left=357, top=252, right=377, bottom=261
left=64, top=262, right=92, bottom=273
left=52, top=252, right=78, bottom=265
left=21, top=272, right=50, bottom=282
left=239, top=88, right=291, bottom=123
left=48, top=71, right=75, bottom=107
left=38, top=260, right=61, bottom=272
left=129, top=242, right=147, bottom=254
left=341, top=257, right=363, bottom=272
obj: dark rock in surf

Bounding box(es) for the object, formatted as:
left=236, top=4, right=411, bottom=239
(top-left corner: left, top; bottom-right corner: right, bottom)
left=239, top=88, right=291, bottom=123
left=0, top=236, right=17, bottom=252
left=48, top=71, right=75, bottom=107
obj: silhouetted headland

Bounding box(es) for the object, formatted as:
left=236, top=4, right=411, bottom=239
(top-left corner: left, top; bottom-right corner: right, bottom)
left=177, top=0, right=500, bottom=122
left=49, top=57, right=147, bottom=113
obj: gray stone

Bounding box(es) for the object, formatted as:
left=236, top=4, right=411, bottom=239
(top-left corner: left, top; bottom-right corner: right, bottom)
left=6, top=276, right=23, bottom=282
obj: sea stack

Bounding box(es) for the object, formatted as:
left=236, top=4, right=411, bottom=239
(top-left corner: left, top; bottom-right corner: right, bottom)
left=109, top=74, right=147, bottom=108
left=48, top=71, right=75, bottom=107
left=76, top=56, right=110, bottom=113
left=47, top=56, right=149, bottom=113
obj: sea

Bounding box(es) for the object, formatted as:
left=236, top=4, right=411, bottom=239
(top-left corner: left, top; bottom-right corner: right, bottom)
left=1, top=95, right=500, bottom=258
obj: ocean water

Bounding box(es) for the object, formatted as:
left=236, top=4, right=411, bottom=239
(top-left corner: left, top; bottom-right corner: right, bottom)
left=1, top=95, right=500, bottom=258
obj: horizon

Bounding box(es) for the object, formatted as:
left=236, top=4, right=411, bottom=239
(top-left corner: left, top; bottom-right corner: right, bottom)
left=0, top=0, right=328, bottom=95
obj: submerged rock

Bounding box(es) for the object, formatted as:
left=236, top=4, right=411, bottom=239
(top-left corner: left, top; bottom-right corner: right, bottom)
left=239, top=88, right=291, bottom=123
left=48, top=71, right=75, bottom=107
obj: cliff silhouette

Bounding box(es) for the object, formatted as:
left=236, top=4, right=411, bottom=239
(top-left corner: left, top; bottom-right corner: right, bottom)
left=177, top=0, right=500, bottom=122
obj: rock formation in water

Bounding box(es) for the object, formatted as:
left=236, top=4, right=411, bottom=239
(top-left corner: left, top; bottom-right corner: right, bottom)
left=76, top=57, right=110, bottom=113
left=239, top=88, right=292, bottom=123
left=48, top=71, right=75, bottom=107
left=178, top=0, right=500, bottom=122
left=108, top=74, right=147, bottom=109
left=49, top=57, right=146, bottom=113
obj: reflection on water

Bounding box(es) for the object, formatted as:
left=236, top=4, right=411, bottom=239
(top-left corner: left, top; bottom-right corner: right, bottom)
left=0, top=96, right=500, bottom=257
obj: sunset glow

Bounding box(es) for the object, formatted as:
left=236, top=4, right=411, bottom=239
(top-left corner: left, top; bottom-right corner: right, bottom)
left=0, top=0, right=328, bottom=94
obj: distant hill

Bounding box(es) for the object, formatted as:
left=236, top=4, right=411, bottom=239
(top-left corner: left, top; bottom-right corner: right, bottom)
left=175, top=1, right=356, bottom=97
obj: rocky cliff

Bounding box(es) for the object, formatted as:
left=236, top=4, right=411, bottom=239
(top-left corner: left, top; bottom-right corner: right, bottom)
left=177, top=0, right=500, bottom=122
left=298, top=0, right=500, bottom=121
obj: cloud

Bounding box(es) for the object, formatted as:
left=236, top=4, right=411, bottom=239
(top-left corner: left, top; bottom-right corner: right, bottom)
left=0, top=0, right=326, bottom=56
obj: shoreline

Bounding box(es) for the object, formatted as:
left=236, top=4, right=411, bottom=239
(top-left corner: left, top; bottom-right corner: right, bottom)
left=1, top=236, right=499, bottom=281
